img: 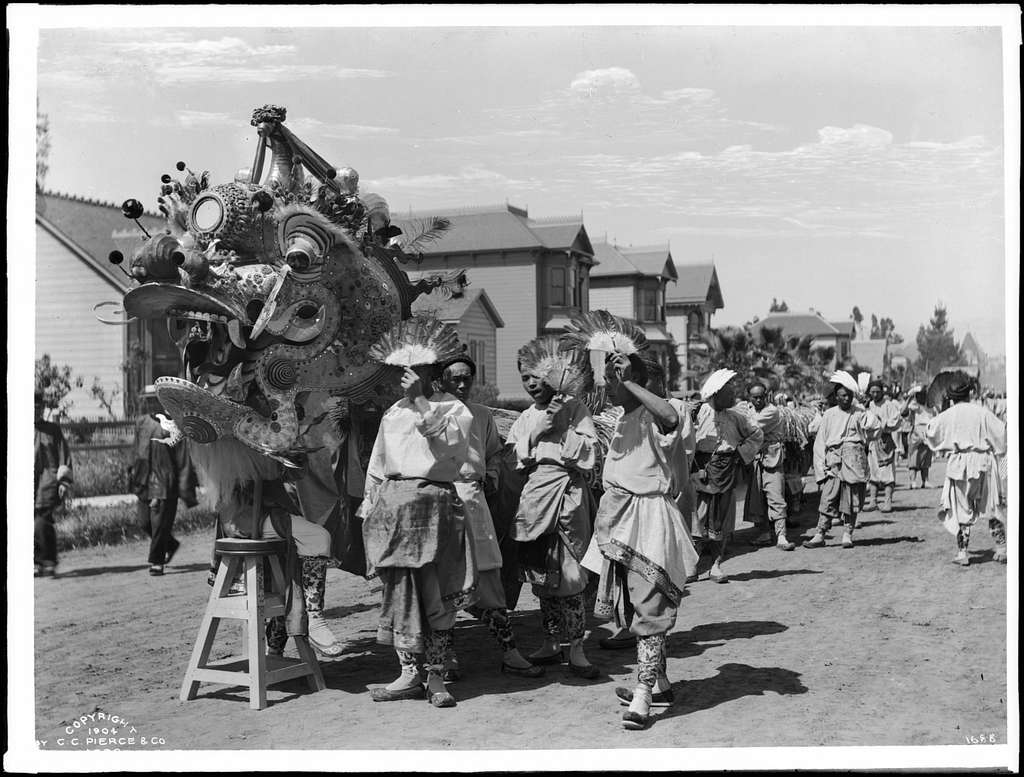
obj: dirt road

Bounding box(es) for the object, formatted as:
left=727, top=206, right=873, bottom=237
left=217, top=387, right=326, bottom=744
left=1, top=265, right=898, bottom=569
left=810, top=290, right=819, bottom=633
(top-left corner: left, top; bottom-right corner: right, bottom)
left=34, top=460, right=1009, bottom=750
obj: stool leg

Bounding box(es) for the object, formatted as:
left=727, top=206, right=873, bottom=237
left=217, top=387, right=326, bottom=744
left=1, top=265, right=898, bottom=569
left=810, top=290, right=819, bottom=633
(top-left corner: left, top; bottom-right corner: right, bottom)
left=180, top=556, right=239, bottom=702
left=246, top=557, right=268, bottom=710
left=295, top=637, right=327, bottom=691
left=267, top=555, right=324, bottom=692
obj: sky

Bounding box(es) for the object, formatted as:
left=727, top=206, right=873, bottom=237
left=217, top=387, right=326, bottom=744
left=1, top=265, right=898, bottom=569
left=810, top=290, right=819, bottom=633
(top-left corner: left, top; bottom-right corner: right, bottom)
left=35, top=22, right=1011, bottom=354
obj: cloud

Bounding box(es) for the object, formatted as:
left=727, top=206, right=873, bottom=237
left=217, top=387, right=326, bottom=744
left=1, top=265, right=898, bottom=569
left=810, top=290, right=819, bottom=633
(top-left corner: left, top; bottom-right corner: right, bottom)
left=366, top=166, right=524, bottom=191
left=561, top=125, right=1002, bottom=239
left=39, top=33, right=392, bottom=88
left=569, top=67, right=641, bottom=97
left=286, top=117, right=400, bottom=141
left=816, top=124, right=893, bottom=147
left=486, top=68, right=784, bottom=155
left=175, top=110, right=232, bottom=128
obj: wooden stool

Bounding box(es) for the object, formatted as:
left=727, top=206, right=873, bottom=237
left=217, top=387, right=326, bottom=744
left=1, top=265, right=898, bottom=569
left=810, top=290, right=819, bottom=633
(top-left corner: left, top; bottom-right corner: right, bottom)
left=180, top=538, right=325, bottom=710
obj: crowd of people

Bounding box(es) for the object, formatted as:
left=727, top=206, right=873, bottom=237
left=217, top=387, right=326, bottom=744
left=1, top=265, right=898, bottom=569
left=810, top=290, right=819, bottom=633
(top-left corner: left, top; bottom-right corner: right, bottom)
left=33, top=314, right=1010, bottom=730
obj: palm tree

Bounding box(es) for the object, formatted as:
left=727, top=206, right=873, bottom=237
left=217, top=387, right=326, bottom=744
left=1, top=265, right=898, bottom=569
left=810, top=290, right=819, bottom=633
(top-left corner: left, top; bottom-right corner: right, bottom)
left=697, top=325, right=835, bottom=397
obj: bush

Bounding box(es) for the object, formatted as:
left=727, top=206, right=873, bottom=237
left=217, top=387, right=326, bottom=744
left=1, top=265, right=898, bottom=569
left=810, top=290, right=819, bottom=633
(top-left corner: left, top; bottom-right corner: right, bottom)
left=56, top=502, right=218, bottom=552
left=71, top=447, right=134, bottom=497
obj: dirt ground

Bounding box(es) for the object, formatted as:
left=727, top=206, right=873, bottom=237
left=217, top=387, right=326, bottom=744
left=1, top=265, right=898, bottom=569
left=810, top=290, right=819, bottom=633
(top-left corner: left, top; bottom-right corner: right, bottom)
left=34, top=459, right=1009, bottom=751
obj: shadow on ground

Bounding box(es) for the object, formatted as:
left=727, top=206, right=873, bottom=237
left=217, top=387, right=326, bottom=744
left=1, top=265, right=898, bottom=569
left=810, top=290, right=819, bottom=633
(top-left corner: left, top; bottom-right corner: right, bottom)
left=53, top=562, right=210, bottom=579
left=651, top=663, right=808, bottom=723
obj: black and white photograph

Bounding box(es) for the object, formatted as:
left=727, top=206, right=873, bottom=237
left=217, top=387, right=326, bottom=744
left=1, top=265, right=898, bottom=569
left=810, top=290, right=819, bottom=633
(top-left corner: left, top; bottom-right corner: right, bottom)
left=6, top=5, right=1019, bottom=773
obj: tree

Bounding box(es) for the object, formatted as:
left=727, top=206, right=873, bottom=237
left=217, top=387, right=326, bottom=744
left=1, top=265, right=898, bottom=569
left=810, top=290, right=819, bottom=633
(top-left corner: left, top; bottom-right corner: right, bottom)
left=35, top=354, right=83, bottom=420
left=698, top=325, right=835, bottom=398
left=90, top=378, right=122, bottom=420
left=915, top=303, right=962, bottom=377
left=37, top=101, right=50, bottom=193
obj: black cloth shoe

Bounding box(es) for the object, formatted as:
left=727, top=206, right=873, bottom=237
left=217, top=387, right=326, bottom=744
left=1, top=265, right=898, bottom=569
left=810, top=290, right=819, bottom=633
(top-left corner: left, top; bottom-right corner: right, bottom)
left=622, top=710, right=650, bottom=730
left=370, top=685, right=425, bottom=702
left=567, top=662, right=600, bottom=680
left=501, top=662, right=545, bottom=678
left=529, top=650, right=565, bottom=666
left=616, top=686, right=675, bottom=707
left=164, top=538, right=181, bottom=565
left=599, top=633, right=637, bottom=650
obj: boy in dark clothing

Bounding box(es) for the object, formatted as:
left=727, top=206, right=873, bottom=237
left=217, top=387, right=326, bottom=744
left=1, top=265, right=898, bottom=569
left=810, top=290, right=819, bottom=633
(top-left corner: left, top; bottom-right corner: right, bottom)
left=35, top=391, right=74, bottom=577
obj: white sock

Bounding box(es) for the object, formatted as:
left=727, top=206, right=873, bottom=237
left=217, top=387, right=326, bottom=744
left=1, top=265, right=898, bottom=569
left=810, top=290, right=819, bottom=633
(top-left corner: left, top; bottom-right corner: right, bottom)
left=628, top=684, right=652, bottom=716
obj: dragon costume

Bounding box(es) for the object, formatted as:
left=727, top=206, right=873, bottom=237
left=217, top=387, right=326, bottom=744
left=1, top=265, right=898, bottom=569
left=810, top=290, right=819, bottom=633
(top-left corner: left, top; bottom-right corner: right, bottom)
left=102, top=105, right=465, bottom=651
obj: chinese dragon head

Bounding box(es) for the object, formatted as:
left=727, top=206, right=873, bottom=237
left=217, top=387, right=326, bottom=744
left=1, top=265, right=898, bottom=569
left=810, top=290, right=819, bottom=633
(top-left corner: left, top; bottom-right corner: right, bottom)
left=110, top=105, right=462, bottom=462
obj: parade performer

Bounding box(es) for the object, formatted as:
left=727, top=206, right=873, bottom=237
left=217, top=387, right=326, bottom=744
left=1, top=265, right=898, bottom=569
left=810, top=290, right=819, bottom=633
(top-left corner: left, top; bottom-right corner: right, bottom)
left=34, top=391, right=74, bottom=578
left=690, top=369, right=764, bottom=582
left=579, top=343, right=699, bottom=730
left=130, top=386, right=197, bottom=576
left=804, top=372, right=881, bottom=549
left=900, top=385, right=936, bottom=489
left=506, top=335, right=600, bottom=679
left=744, top=383, right=796, bottom=551
left=863, top=380, right=901, bottom=513
left=438, top=354, right=544, bottom=680
left=361, top=317, right=477, bottom=707
left=924, top=377, right=1008, bottom=566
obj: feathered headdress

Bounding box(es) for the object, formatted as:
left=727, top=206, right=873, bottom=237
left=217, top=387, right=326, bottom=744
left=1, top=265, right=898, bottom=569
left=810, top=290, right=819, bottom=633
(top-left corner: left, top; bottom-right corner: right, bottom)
left=561, top=310, right=648, bottom=397
left=829, top=370, right=861, bottom=396
left=368, top=315, right=463, bottom=368
left=517, top=335, right=592, bottom=396
left=857, top=372, right=872, bottom=394
left=561, top=309, right=647, bottom=356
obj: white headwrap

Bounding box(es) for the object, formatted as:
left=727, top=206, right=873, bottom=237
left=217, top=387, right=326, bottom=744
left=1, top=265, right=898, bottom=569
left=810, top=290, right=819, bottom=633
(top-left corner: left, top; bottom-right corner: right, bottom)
left=700, top=368, right=737, bottom=401
left=829, top=370, right=860, bottom=396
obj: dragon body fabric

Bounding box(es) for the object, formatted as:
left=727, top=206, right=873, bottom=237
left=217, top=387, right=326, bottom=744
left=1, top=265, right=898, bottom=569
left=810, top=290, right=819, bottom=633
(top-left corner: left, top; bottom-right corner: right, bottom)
left=109, top=106, right=461, bottom=571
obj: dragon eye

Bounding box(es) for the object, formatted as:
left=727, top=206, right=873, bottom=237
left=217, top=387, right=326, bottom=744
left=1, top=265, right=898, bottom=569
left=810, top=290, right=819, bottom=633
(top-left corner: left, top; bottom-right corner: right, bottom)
left=190, top=194, right=225, bottom=233
left=295, top=303, right=319, bottom=319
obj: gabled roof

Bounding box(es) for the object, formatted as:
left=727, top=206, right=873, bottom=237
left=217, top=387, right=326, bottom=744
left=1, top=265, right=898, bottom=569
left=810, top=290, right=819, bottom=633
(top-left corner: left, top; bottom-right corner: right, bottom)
left=590, top=242, right=638, bottom=276
left=591, top=242, right=677, bottom=280
left=960, top=331, right=983, bottom=358
left=666, top=262, right=723, bottom=309
left=411, top=287, right=505, bottom=328
left=829, top=320, right=856, bottom=337
left=394, top=204, right=594, bottom=260
left=530, top=220, right=594, bottom=256
left=753, top=312, right=839, bottom=339
left=37, top=191, right=165, bottom=292
left=619, top=246, right=678, bottom=281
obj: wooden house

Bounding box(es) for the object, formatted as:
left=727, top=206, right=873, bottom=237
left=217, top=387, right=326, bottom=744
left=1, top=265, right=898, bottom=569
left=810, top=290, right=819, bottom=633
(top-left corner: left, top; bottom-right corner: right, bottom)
left=35, top=192, right=174, bottom=419
left=589, top=242, right=678, bottom=378
left=396, top=205, right=595, bottom=397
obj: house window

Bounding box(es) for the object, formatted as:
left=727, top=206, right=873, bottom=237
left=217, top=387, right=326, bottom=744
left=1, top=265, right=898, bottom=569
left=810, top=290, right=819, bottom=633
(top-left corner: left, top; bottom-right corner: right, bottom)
left=575, top=265, right=588, bottom=310
left=468, top=340, right=487, bottom=384
left=551, top=266, right=568, bottom=307
left=688, top=311, right=702, bottom=336
left=639, top=287, right=658, bottom=322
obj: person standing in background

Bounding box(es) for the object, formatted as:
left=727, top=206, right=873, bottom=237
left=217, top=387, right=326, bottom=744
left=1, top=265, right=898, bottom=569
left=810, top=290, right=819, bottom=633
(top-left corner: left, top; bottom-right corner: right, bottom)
left=901, top=385, right=936, bottom=490
left=863, top=380, right=901, bottom=513
left=690, top=370, right=764, bottom=582
left=130, top=386, right=198, bottom=576
left=744, top=383, right=796, bottom=552
left=35, top=390, right=74, bottom=577
left=925, top=378, right=1008, bottom=566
